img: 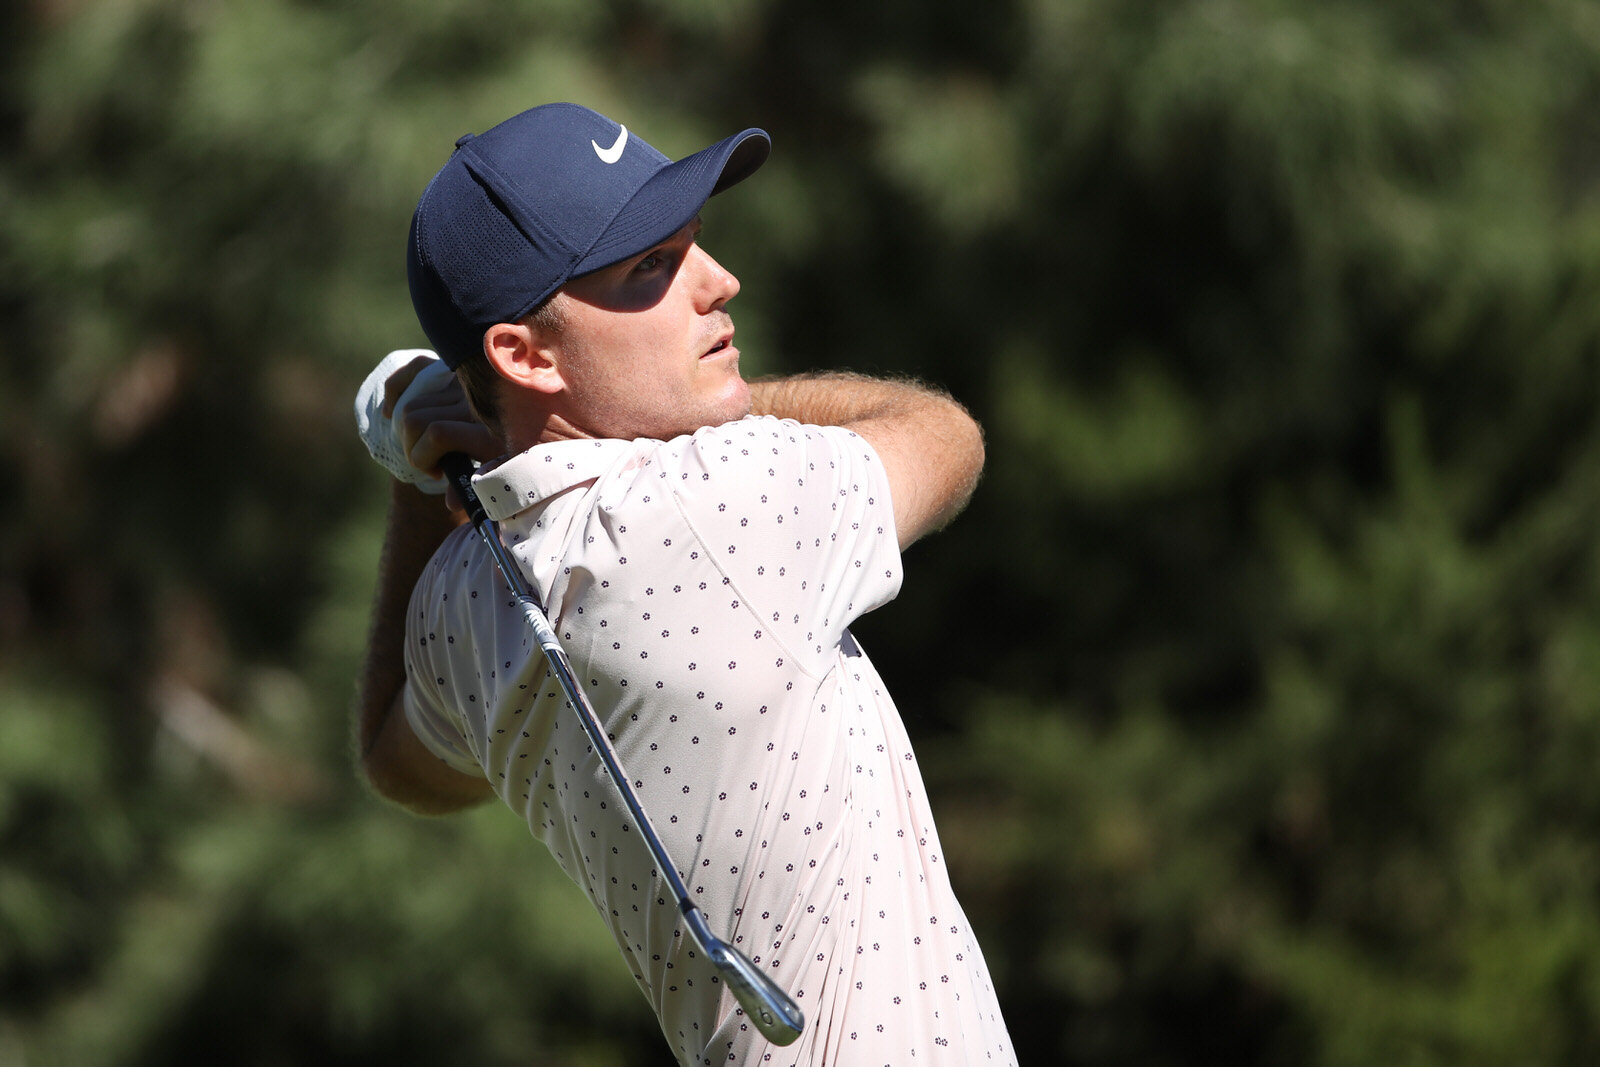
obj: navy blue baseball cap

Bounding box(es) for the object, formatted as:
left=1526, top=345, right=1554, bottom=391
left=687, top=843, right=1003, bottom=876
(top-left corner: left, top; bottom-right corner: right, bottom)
left=407, top=102, right=771, bottom=368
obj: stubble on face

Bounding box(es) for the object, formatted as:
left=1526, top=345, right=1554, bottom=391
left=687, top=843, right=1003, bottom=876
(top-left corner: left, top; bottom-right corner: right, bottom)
left=542, top=227, right=753, bottom=442
left=550, top=307, right=750, bottom=440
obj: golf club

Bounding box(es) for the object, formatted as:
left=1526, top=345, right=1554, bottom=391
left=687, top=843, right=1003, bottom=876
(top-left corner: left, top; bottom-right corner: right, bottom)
left=440, top=453, right=805, bottom=1047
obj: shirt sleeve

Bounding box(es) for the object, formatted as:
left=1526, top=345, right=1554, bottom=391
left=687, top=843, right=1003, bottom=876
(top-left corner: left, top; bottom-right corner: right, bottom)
left=664, top=417, right=904, bottom=672
left=398, top=526, right=490, bottom=777
left=401, top=681, right=482, bottom=775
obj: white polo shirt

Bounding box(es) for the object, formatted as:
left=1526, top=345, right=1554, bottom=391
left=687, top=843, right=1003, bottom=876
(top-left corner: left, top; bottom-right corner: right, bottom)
left=402, top=416, right=1016, bottom=1066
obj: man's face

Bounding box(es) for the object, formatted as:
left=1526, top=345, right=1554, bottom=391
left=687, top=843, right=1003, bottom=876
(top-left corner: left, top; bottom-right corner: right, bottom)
left=545, top=219, right=751, bottom=441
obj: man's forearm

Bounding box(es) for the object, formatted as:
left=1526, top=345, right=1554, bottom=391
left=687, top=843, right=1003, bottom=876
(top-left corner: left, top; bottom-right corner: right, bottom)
left=749, top=371, right=933, bottom=425
left=356, top=481, right=465, bottom=759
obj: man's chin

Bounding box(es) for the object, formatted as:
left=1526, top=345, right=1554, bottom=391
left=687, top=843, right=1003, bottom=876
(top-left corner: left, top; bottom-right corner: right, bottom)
left=714, top=376, right=753, bottom=425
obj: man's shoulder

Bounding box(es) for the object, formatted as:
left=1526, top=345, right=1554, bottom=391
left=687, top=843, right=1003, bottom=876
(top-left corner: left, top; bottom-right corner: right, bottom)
left=640, top=417, right=873, bottom=497
left=414, top=521, right=496, bottom=603
left=675, top=416, right=869, bottom=467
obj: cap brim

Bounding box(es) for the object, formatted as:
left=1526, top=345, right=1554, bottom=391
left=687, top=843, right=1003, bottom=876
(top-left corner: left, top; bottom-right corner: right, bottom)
left=575, top=128, right=770, bottom=277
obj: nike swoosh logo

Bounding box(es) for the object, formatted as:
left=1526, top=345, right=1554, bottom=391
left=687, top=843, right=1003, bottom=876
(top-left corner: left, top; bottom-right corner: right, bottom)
left=592, top=126, right=628, bottom=164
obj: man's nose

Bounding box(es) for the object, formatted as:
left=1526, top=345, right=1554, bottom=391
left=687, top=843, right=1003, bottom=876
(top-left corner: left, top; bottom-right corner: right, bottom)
left=688, top=245, right=740, bottom=311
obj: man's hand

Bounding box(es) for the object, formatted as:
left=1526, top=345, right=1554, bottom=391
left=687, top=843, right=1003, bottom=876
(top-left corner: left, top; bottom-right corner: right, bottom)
left=382, top=353, right=502, bottom=480
left=356, top=350, right=501, bottom=497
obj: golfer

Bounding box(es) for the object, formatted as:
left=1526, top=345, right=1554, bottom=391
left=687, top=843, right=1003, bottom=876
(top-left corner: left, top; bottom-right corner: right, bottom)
left=356, top=102, right=1017, bottom=1065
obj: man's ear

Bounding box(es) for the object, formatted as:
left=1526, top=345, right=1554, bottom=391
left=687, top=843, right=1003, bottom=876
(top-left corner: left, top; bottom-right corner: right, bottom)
left=484, top=320, right=563, bottom=396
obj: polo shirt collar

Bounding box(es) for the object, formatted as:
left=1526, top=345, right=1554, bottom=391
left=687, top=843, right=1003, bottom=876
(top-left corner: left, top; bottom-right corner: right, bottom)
left=470, top=438, right=635, bottom=522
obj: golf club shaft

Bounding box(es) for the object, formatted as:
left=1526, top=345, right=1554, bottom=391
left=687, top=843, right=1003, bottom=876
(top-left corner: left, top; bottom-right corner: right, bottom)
left=439, top=454, right=804, bottom=1045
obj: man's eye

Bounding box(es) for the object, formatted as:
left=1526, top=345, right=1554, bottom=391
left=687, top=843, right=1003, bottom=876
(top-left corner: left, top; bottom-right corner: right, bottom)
left=636, top=251, right=665, bottom=272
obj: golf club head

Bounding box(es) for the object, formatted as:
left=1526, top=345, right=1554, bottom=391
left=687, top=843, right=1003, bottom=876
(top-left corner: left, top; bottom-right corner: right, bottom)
left=708, top=937, right=805, bottom=1046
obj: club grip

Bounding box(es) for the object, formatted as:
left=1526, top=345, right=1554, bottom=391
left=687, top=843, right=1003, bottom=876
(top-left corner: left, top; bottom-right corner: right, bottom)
left=439, top=453, right=486, bottom=525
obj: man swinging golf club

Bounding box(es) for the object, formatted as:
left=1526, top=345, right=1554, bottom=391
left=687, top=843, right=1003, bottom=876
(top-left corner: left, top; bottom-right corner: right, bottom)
left=355, top=101, right=1017, bottom=1065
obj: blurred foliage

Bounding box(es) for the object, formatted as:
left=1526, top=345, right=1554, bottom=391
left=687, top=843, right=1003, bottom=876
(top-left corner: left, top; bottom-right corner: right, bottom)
left=5, top=0, right=1600, bottom=1064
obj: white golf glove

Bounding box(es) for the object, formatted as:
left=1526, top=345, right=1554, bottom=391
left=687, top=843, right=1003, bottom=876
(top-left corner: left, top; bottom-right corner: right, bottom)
left=354, top=348, right=456, bottom=494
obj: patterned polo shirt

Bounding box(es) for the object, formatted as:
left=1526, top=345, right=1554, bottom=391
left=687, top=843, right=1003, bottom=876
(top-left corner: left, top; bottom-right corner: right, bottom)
left=402, top=415, right=1016, bottom=1065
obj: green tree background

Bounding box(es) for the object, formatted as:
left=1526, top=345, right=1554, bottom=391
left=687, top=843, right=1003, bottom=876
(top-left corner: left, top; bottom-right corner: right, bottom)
left=5, top=1, right=1600, bottom=1063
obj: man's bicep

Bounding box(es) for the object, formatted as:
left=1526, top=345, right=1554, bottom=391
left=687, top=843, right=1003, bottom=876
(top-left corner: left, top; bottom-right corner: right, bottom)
left=362, top=690, right=494, bottom=815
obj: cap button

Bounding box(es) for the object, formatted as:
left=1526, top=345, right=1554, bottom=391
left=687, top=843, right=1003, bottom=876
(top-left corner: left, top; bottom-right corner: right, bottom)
left=454, top=132, right=477, bottom=149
